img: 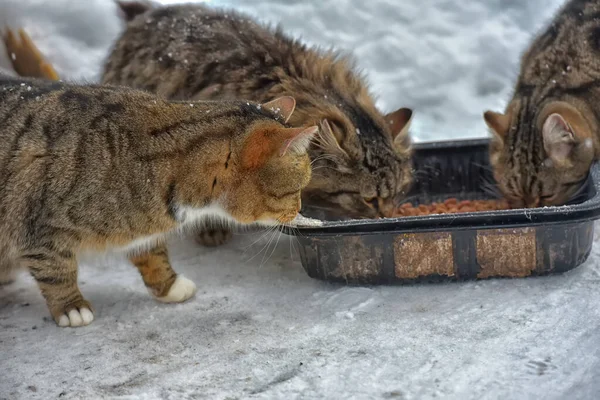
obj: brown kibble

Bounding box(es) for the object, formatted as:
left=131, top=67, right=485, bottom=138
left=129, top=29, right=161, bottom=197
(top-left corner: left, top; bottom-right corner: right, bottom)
left=393, top=197, right=509, bottom=218
left=444, top=198, right=458, bottom=206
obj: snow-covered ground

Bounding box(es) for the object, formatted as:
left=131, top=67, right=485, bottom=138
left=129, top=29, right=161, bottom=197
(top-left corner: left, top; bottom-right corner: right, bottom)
left=4, top=0, right=600, bottom=399
left=3, top=229, right=600, bottom=399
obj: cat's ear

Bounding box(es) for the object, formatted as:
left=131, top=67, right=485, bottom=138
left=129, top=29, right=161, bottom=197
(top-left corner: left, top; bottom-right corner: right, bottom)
left=262, top=96, right=296, bottom=123
left=385, top=108, right=413, bottom=143
left=317, top=119, right=349, bottom=159
left=280, top=126, right=319, bottom=156
left=116, top=0, right=155, bottom=22
left=542, top=113, right=577, bottom=166
left=484, top=110, right=510, bottom=140
left=241, top=126, right=317, bottom=169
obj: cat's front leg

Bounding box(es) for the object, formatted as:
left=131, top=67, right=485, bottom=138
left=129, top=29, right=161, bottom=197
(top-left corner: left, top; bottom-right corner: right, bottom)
left=21, top=247, right=94, bottom=327
left=194, top=220, right=232, bottom=247
left=129, top=244, right=196, bottom=303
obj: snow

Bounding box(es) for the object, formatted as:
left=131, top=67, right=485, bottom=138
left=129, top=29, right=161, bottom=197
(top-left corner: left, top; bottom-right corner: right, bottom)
left=4, top=0, right=600, bottom=399
left=0, top=0, right=122, bottom=82
left=3, top=229, right=600, bottom=399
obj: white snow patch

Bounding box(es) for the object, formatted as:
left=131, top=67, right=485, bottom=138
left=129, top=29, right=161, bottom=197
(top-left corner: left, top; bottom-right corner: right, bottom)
left=289, top=213, right=323, bottom=227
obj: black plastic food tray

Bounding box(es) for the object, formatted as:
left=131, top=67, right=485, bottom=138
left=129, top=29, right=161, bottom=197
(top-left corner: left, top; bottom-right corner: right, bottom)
left=287, top=139, right=600, bottom=284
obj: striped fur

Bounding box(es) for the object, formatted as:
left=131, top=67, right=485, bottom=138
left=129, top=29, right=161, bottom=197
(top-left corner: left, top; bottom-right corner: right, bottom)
left=0, top=76, right=313, bottom=326
left=484, top=0, right=600, bottom=208
left=102, top=2, right=413, bottom=225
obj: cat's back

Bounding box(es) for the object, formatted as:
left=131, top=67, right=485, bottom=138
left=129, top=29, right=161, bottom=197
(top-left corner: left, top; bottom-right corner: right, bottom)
left=103, top=4, right=303, bottom=98
left=0, top=77, right=150, bottom=134
left=516, top=0, right=600, bottom=98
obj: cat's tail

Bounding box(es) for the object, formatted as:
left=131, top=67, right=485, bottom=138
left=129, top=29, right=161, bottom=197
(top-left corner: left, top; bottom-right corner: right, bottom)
left=116, top=0, right=157, bottom=22
left=2, top=28, right=59, bottom=81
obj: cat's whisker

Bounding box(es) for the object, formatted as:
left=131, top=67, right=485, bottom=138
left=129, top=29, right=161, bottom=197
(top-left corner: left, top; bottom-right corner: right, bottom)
left=259, top=225, right=281, bottom=267
left=244, top=232, right=275, bottom=263
left=289, top=233, right=294, bottom=261
left=247, top=222, right=282, bottom=261
left=291, top=235, right=301, bottom=260
left=243, top=224, right=278, bottom=253
left=479, top=174, right=502, bottom=198
left=262, top=225, right=284, bottom=267
left=310, top=165, right=340, bottom=174
left=310, top=154, right=339, bottom=165
left=481, top=180, right=500, bottom=194
left=567, top=190, right=588, bottom=204
left=412, top=166, right=438, bottom=180
left=247, top=225, right=278, bottom=248
left=472, top=162, right=495, bottom=173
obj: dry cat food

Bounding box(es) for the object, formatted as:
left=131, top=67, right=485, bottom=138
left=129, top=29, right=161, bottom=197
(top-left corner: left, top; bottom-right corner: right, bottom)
left=393, top=198, right=510, bottom=217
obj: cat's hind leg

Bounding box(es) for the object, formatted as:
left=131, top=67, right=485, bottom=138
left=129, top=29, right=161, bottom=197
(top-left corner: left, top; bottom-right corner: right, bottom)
left=20, top=246, right=93, bottom=327
left=129, top=244, right=196, bottom=303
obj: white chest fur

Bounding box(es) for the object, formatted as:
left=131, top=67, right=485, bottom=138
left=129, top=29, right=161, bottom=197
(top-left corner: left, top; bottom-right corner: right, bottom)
left=175, top=203, right=234, bottom=227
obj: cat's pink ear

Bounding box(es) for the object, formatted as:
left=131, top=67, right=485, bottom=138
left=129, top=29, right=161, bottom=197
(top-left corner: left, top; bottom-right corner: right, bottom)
left=484, top=110, right=511, bottom=141
left=385, top=108, right=413, bottom=142
left=262, top=96, right=296, bottom=123
left=280, top=126, right=319, bottom=156
left=542, top=113, right=576, bottom=165
left=316, top=119, right=350, bottom=159
left=241, top=125, right=317, bottom=169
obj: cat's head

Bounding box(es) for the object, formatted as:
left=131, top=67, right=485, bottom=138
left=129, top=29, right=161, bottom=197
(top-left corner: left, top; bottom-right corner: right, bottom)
left=287, top=100, right=413, bottom=219
left=484, top=100, right=595, bottom=208
left=274, top=54, right=414, bottom=220
left=177, top=97, right=316, bottom=225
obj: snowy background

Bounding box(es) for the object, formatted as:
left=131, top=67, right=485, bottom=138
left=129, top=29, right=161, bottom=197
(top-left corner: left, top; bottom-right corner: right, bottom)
left=0, top=0, right=565, bottom=141
left=4, top=0, right=600, bottom=399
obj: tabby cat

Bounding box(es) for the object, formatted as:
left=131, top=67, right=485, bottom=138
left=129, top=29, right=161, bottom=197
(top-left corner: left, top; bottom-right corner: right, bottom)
left=0, top=75, right=315, bottom=327
left=484, top=0, right=600, bottom=208
left=104, top=2, right=414, bottom=231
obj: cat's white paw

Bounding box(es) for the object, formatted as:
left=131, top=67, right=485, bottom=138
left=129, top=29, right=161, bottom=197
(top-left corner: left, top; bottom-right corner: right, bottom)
left=155, top=275, right=197, bottom=303
left=57, top=308, right=94, bottom=327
